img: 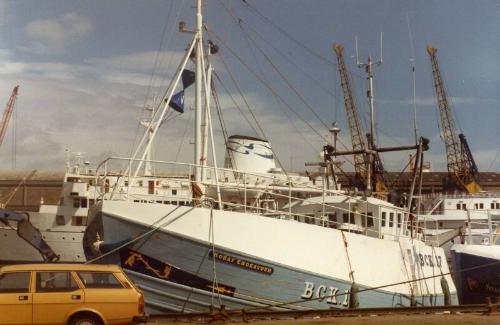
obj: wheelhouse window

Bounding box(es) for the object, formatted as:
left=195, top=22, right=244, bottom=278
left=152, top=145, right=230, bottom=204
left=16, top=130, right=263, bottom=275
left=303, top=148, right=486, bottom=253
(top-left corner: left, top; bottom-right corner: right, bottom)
left=77, top=272, right=124, bottom=289
left=72, top=216, right=88, bottom=226
left=367, top=212, right=374, bottom=227
left=80, top=198, right=88, bottom=208
left=73, top=198, right=80, bottom=208
left=36, top=272, right=78, bottom=292
left=56, top=215, right=65, bottom=225
left=397, top=213, right=402, bottom=228
left=389, top=213, right=394, bottom=227
left=0, top=272, right=31, bottom=293
left=148, top=180, right=155, bottom=194
left=327, top=213, right=337, bottom=228
left=381, top=212, right=386, bottom=227
left=343, top=213, right=355, bottom=224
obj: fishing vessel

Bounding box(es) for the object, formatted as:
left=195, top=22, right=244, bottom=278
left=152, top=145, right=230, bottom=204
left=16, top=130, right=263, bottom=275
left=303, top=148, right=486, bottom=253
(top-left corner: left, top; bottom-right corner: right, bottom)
left=82, top=0, right=457, bottom=313
left=450, top=222, right=500, bottom=304
left=415, top=45, right=500, bottom=258
left=418, top=193, right=500, bottom=258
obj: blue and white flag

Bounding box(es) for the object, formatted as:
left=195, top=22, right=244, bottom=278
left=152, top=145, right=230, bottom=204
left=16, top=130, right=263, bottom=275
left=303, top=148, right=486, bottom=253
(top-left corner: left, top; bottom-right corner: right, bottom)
left=182, top=69, right=195, bottom=89
left=169, top=90, right=185, bottom=113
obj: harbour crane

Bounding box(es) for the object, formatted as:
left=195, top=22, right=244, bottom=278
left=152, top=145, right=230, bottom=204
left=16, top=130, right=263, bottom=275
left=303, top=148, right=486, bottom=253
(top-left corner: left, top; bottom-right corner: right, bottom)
left=0, top=85, right=19, bottom=147
left=333, top=44, right=387, bottom=193
left=426, top=46, right=482, bottom=193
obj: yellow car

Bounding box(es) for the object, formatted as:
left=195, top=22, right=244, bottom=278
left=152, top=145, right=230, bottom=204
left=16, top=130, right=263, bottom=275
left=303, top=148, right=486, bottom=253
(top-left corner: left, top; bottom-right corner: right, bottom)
left=0, top=264, right=147, bottom=325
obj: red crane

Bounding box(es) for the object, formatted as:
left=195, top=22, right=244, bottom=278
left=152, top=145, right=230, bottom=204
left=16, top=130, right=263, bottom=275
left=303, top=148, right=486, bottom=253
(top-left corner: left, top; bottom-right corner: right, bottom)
left=0, top=85, right=19, bottom=146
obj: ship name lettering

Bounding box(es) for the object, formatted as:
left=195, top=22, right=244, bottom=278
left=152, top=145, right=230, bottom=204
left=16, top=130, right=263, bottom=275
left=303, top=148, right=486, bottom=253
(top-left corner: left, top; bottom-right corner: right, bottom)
left=301, top=281, right=345, bottom=305
left=209, top=250, right=274, bottom=275
left=417, top=253, right=442, bottom=268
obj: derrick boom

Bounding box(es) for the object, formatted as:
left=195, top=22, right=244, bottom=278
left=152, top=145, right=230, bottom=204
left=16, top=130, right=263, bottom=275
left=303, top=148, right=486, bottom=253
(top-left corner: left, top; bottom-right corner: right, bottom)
left=0, top=86, right=19, bottom=147
left=426, top=45, right=481, bottom=193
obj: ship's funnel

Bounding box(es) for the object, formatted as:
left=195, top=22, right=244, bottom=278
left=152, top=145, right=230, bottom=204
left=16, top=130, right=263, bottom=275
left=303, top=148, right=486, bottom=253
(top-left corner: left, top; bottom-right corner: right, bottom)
left=224, top=135, right=277, bottom=174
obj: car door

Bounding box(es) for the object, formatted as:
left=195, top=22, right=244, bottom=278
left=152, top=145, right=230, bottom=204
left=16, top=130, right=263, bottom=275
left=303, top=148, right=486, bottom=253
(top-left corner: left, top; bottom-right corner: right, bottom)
left=32, top=271, right=84, bottom=325
left=77, top=271, right=136, bottom=323
left=0, top=271, right=33, bottom=325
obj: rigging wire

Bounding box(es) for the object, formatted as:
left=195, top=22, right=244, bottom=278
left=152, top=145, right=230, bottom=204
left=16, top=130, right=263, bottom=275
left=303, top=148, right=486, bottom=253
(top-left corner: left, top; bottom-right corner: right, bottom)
left=149, top=0, right=189, bottom=103
left=174, top=109, right=193, bottom=161
left=333, top=60, right=340, bottom=123
left=129, top=0, right=186, bottom=160
left=212, top=72, right=260, bottom=136
left=206, top=21, right=356, bottom=170
left=222, top=4, right=318, bottom=169
left=219, top=2, right=331, bottom=132
left=234, top=0, right=346, bottom=155
left=486, top=149, right=500, bottom=172
left=237, top=2, right=415, bottom=174
left=207, top=26, right=331, bottom=144
left=406, top=12, right=419, bottom=144
left=212, top=51, right=265, bottom=140
left=240, top=15, right=339, bottom=102
left=240, top=0, right=334, bottom=66
left=142, top=0, right=175, bottom=110
left=211, top=82, right=231, bottom=158
left=278, top=100, right=322, bottom=158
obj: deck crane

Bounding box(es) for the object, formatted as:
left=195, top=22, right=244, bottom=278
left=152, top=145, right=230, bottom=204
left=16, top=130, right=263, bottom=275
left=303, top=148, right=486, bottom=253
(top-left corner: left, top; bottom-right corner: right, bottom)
left=333, top=44, right=387, bottom=193
left=426, top=46, right=482, bottom=193
left=0, top=85, right=19, bottom=147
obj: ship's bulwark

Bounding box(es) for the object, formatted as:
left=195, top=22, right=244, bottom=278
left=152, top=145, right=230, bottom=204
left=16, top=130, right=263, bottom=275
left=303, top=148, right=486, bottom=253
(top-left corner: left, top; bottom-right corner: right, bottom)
left=83, top=201, right=457, bottom=313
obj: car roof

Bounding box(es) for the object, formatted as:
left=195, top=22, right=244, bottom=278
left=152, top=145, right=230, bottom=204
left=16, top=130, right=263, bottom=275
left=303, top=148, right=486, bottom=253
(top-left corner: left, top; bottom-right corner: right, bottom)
left=0, top=264, right=122, bottom=273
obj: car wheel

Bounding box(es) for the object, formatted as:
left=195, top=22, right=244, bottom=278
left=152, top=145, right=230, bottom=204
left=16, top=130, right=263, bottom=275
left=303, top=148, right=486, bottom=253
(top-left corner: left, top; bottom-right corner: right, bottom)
left=69, top=314, right=102, bottom=325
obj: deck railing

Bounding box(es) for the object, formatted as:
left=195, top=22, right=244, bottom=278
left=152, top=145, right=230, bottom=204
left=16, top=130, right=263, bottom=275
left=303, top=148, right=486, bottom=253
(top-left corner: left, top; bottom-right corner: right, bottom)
left=90, top=157, right=438, bottom=242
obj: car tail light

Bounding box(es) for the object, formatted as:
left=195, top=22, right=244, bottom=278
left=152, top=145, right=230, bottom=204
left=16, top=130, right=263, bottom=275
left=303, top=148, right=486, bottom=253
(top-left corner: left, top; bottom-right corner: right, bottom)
left=138, top=293, right=145, bottom=314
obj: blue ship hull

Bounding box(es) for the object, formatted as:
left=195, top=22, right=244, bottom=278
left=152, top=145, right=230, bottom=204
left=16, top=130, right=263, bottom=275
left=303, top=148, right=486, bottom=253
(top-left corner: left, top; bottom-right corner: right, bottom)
left=451, top=247, right=500, bottom=304
left=84, top=210, right=454, bottom=313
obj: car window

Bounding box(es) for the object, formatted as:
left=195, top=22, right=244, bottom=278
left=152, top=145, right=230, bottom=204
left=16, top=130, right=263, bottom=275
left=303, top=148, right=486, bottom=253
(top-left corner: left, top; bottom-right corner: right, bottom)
left=36, top=272, right=79, bottom=292
left=77, top=272, right=124, bottom=289
left=0, top=272, right=31, bottom=293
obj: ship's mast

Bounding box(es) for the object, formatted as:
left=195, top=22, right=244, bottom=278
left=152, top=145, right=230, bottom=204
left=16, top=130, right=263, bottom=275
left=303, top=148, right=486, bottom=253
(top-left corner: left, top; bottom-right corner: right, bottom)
left=194, top=0, right=203, bottom=182
left=355, top=36, right=386, bottom=194
left=332, top=44, right=368, bottom=189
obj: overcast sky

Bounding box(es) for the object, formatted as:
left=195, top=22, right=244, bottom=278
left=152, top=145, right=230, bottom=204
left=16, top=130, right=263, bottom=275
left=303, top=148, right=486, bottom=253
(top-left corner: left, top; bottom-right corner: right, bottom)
left=0, top=0, right=498, bottom=174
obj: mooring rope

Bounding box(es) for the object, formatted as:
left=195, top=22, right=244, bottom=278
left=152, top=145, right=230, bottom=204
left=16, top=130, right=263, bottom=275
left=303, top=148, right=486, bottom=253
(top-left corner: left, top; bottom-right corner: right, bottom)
left=85, top=205, right=193, bottom=264
left=234, top=255, right=500, bottom=313
left=209, top=205, right=223, bottom=307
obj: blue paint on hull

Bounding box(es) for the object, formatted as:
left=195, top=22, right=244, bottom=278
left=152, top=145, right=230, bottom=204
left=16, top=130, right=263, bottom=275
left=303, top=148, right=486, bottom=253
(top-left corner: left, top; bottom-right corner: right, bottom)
left=451, top=250, right=500, bottom=304
left=84, top=212, right=451, bottom=313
